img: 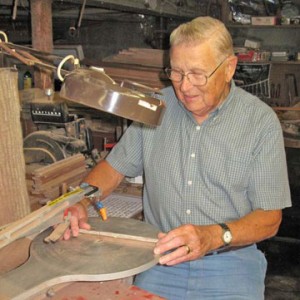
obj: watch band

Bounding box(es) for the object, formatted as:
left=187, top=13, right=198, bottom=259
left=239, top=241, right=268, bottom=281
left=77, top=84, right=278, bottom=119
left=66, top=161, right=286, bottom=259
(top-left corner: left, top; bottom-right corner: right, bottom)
left=218, top=223, right=230, bottom=232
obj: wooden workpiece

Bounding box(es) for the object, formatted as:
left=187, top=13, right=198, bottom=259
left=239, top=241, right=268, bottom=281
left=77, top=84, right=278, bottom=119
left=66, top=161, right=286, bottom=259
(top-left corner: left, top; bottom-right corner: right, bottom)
left=79, top=228, right=158, bottom=243
left=0, top=217, right=160, bottom=300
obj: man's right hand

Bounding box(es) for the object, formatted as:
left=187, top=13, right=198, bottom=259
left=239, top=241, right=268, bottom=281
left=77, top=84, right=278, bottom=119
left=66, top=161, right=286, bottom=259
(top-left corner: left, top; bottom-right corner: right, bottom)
left=63, top=202, right=91, bottom=240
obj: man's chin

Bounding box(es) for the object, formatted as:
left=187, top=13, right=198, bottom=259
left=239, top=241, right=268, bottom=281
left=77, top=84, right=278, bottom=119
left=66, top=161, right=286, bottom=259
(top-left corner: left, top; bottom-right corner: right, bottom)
left=185, top=104, right=214, bottom=117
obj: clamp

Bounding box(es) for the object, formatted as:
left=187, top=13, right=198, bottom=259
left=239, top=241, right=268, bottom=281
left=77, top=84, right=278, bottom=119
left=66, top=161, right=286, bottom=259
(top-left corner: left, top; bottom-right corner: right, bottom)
left=0, top=183, right=101, bottom=249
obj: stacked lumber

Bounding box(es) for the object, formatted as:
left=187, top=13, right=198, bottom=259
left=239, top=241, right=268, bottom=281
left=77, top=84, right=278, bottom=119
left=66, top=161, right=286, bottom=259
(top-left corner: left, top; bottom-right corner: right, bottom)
left=85, top=48, right=172, bottom=89
left=27, top=154, right=88, bottom=202
left=103, top=48, right=168, bottom=68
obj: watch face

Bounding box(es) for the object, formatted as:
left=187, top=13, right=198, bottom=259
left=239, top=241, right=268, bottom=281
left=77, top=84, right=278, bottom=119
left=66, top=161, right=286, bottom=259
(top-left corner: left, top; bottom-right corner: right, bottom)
left=223, top=231, right=232, bottom=243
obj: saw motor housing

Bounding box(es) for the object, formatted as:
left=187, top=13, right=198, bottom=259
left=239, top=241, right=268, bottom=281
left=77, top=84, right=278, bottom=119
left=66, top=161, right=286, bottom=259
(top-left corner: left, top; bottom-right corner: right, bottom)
left=23, top=100, right=93, bottom=164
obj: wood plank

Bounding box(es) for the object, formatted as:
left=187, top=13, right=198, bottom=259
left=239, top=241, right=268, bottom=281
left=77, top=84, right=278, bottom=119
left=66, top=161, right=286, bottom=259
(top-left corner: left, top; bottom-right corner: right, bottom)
left=273, top=106, right=300, bottom=111
left=33, top=154, right=85, bottom=177
left=103, top=47, right=168, bottom=68
left=32, top=169, right=87, bottom=193
left=27, top=154, right=88, bottom=200
left=79, top=228, right=158, bottom=244
left=33, top=165, right=86, bottom=184
left=83, top=48, right=171, bottom=90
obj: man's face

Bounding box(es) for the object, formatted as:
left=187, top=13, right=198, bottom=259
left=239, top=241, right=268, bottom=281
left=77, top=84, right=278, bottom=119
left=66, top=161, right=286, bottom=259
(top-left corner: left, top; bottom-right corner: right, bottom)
left=170, top=41, right=236, bottom=123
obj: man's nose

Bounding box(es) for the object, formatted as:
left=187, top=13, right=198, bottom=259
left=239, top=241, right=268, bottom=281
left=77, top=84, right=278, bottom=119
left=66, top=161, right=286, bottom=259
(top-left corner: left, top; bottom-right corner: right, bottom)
left=180, top=75, right=193, bottom=91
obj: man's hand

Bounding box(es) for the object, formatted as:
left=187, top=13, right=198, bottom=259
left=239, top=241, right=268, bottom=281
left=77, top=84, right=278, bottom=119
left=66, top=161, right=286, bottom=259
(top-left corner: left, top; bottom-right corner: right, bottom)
left=63, top=203, right=91, bottom=240
left=154, top=224, right=221, bottom=266
left=153, top=210, right=282, bottom=266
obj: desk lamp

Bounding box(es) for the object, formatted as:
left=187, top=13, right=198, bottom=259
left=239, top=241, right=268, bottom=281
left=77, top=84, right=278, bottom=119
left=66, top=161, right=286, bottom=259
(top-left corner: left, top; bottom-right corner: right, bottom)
left=0, top=36, right=166, bottom=126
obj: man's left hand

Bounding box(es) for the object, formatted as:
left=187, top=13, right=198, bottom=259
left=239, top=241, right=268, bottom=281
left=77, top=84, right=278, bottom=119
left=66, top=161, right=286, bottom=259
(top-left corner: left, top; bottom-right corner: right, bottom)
left=154, top=224, right=221, bottom=265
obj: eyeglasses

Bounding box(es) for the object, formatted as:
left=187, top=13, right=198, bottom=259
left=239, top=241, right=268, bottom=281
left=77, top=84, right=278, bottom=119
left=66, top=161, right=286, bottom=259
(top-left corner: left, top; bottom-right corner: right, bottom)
left=165, top=57, right=228, bottom=87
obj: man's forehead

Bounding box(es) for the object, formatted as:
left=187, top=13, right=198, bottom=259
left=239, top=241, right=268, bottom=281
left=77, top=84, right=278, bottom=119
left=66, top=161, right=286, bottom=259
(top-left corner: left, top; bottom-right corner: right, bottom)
left=170, top=43, right=216, bottom=67
left=170, top=41, right=214, bottom=57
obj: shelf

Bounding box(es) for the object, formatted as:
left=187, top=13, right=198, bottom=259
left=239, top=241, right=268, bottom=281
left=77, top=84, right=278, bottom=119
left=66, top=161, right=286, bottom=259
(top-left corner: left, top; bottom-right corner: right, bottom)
left=270, top=61, right=300, bottom=65
left=227, top=23, right=300, bottom=29
left=237, top=61, right=300, bottom=65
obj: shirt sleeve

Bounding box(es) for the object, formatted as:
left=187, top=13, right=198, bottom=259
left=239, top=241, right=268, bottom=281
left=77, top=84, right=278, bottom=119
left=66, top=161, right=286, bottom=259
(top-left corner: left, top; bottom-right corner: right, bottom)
left=248, top=117, right=291, bottom=210
left=106, top=121, right=144, bottom=178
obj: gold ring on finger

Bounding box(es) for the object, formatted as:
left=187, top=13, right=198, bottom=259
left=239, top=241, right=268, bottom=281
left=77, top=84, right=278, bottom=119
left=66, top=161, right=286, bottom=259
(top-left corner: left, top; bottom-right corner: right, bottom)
left=184, top=244, right=192, bottom=254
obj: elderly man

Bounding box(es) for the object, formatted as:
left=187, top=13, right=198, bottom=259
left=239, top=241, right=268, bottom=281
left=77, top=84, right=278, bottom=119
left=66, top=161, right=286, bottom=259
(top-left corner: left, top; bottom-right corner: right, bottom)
left=66, top=16, right=291, bottom=299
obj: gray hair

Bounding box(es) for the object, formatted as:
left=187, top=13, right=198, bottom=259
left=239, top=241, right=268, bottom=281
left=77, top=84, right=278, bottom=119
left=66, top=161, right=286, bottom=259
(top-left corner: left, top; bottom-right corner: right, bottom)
left=170, top=16, right=234, bottom=59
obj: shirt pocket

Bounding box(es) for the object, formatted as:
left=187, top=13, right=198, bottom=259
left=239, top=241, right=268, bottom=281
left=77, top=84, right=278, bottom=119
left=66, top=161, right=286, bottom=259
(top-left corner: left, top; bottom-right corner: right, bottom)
left=226, top=158, right=251, bottom=190
left=205, top=156, right=251, bottom=192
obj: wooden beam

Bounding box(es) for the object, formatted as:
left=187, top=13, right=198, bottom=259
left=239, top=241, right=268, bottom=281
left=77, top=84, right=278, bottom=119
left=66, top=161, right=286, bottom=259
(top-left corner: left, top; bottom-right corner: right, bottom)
left=31, top=0, right=54, bottom=89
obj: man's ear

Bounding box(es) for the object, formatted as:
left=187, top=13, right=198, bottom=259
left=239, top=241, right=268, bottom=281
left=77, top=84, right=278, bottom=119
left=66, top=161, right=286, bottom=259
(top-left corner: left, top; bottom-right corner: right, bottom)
left=225, top=55, right=238, bottom=83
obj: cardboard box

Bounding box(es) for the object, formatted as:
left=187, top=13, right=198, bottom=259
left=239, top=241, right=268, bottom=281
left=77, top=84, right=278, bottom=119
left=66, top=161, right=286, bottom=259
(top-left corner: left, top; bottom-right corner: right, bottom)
left=251, top=16, right=277, bottom=26
left=244, top=39, right=261, bottom=49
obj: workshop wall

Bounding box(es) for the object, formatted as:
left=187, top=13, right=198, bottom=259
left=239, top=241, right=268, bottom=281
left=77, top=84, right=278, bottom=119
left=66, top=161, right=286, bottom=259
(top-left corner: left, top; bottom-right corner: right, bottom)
left=54, top=20, right=152, bottom=61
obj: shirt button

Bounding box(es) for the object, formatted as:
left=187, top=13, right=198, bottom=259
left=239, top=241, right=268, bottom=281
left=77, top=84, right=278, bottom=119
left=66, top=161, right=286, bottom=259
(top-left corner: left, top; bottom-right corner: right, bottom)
left=186, top=209, right=191, bottom=215
left=191, top=153, right=195, bottom=158
left=196, top=126, right=200, bottom=131
left=188, top=180, right=192, bottom=185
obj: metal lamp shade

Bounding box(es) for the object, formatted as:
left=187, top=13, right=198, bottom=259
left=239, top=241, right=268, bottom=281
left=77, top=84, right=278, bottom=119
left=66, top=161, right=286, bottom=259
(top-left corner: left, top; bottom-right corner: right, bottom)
left=60, top=68, right=166, bottom=126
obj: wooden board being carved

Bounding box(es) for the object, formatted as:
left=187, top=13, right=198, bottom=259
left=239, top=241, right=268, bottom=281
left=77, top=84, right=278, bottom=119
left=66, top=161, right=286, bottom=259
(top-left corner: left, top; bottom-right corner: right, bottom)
left=0, top=217, right=160, bottom=300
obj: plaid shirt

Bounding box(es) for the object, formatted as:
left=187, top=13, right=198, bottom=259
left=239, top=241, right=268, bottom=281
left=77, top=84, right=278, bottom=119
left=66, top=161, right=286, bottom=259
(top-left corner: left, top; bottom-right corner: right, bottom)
left=107, top=81, right=291, bottom=232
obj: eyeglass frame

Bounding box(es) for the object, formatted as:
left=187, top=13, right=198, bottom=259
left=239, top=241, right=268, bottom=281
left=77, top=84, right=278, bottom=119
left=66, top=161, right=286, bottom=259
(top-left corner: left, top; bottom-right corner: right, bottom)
left=165, top=56, right=228, bottom=87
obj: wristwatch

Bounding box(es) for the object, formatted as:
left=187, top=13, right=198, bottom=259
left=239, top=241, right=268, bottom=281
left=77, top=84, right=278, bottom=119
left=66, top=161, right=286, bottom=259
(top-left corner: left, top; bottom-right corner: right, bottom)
left=218, top=223, right=232, bottom=246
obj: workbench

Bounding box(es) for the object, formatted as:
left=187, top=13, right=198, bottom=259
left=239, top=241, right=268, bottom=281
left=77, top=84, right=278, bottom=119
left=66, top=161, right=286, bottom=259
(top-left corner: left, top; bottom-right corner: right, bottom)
left=0, top=219, right=164, bottom=300
left=0, top=197, right=164, bottom=300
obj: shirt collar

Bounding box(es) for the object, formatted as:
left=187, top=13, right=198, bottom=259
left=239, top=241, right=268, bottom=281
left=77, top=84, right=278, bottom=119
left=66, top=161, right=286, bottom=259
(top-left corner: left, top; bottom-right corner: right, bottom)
left=213, top=80, right=236, bottom=115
